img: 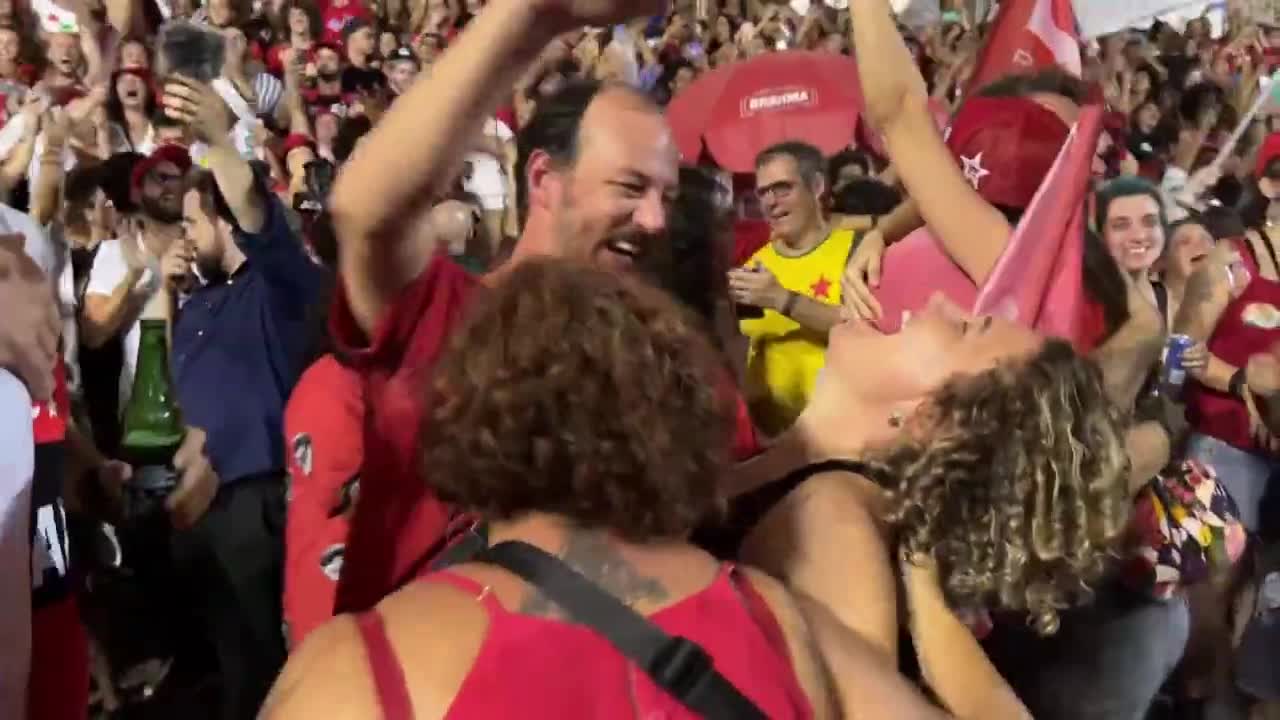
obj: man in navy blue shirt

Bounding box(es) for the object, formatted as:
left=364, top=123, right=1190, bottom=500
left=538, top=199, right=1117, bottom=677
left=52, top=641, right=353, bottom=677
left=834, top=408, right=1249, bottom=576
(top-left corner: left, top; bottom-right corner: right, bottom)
left=158, top=73, right=322, bottom=720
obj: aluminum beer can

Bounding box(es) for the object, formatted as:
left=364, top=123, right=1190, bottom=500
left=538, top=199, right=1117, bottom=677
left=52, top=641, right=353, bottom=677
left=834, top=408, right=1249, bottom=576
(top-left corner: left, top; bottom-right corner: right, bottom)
left=1163, top=334, right=1195, bottom=389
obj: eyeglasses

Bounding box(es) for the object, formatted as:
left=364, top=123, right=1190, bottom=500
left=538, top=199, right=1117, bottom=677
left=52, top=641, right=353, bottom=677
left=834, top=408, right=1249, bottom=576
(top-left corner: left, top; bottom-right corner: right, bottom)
left=147, top=170, right=184, bottom=187
left=755, top=180, right=796, bottom=201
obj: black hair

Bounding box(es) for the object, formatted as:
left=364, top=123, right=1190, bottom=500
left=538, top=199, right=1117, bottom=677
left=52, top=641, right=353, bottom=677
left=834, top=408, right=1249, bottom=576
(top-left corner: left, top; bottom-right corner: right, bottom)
left=755, top=141, right=826, bottom=191
left=184, top=167, right=239, bottom=228
left=1200, top=203, right=1246, bottom=240
left=658, top=166, right=725, bottom=332
left=831, top=178, right=901, bottom=217
left=1178, top=83, right=1225, bottom=128
left=1210, top=173, right=1244, bottom=209
left=1165, top=214, right=1212, bottom=255
left=655, top=58, right=694, bottom=105
left=513, top=79, right=607, bottom=225
left=98, top=152, right=144, bottom=214
left=828, top=148, right=874, bottom=182
left=975, top=68, right=1087, bottom=104
left=280, top=0, right=322, bottom=43
left=104, top=70, right=159, bottom=152
left=64, top=163, right=103, bottom=208
left=1094, top=175, right=1167, bottom=234
left=1082, top=229, right=1131, bottom=340
left=298, top=211, right=339, bottom=369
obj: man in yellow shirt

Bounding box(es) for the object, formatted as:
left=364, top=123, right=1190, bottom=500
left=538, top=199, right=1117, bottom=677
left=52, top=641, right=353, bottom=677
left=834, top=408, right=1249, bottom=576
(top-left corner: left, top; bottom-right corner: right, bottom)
left=729, top=141, right=855, bottom=436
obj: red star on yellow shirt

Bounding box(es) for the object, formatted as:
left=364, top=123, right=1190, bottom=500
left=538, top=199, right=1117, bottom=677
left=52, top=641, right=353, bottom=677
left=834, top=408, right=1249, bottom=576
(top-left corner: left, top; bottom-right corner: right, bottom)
left=810, top=275, right=832, bottom=300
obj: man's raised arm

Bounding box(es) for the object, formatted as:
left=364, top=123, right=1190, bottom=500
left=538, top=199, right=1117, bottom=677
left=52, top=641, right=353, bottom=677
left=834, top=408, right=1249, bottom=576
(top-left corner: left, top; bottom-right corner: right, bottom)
left=330, top=0, right=564, bottom=336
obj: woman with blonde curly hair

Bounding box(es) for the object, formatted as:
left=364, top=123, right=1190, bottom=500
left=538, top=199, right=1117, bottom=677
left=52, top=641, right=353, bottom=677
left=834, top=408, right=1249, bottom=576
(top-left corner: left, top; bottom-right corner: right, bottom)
left=723, top=292, right=1132, bottom=719
left=263, top=259, right=950, bottom=720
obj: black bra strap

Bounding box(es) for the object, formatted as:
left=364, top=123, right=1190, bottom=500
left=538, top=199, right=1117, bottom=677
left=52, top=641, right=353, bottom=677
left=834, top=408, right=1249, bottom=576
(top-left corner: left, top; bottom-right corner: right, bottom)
left=709, top=458, right=890, bottom=558
left=774, top=458, right=890, bottom=489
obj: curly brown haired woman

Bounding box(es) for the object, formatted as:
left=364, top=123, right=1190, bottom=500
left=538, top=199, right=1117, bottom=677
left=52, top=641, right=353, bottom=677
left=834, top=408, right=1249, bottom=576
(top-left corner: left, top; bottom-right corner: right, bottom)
left=264, top=259, right=951, bottom=720
left=727, top=293, right=1131, bottom=719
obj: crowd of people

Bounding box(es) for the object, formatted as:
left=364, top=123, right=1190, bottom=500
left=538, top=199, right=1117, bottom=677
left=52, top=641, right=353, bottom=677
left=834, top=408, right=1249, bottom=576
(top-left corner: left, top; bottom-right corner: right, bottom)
left=2, top=0, right=1280, bottom=717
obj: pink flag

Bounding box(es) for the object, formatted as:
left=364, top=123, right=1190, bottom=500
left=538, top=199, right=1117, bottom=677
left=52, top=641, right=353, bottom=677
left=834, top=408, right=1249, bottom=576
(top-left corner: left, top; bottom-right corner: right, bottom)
left=873, top=105, right=1104, bottom=349
left=967, top=0, right=1081, bottom=94
left=974, top=104, right=1103, bottom=346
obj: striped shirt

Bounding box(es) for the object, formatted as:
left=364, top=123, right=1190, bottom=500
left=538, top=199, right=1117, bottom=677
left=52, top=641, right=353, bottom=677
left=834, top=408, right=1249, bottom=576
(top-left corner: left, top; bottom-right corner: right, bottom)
left=253, top=71, right=284, bottom=116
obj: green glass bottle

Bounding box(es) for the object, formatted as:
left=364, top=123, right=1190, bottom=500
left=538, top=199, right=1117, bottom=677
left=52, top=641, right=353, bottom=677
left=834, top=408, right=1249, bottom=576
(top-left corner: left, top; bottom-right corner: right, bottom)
left=120, top=319, right=185, bottom=498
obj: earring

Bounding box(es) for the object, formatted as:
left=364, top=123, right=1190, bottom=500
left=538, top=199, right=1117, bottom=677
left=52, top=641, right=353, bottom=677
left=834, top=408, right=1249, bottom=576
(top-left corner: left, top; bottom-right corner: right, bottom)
left=888, top=410, right=905, bottom=428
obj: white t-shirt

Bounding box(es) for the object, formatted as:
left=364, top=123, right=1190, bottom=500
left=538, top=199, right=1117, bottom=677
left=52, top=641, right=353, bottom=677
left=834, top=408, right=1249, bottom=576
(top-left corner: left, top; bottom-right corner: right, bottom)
left=85, top=237, right=161, bottom=413
left=463, top=117, right=514, bottom=211
left=0, top=369, right=33, bottom=720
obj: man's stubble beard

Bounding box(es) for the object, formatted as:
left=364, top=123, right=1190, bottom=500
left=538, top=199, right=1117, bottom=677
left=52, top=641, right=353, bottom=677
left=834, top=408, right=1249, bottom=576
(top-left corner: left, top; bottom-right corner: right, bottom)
left=554, top=185, right=665, bottom=271
left=195, top=252, right=227, bottom=285
left=141, top=195, right=182, bottom=225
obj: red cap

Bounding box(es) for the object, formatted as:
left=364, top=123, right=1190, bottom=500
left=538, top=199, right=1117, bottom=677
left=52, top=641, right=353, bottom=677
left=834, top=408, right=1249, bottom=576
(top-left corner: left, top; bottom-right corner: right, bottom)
left=130, top=144, right=193, bottom=194
left=945, top=96, right=1070, bottom=211
left=1256, top=132, right=1280, bottom=177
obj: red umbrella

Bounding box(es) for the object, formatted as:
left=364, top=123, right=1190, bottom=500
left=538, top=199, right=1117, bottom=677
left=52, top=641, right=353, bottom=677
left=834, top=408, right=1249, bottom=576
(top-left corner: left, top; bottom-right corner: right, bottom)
left=667, top=51, right=864, bottom=173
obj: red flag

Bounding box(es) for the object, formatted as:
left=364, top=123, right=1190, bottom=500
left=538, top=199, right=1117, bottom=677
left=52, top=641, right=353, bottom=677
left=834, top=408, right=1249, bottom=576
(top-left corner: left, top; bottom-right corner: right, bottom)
left=967, top=0, right=1082, bottom=94
left=973, top=105, right=1104, bottom=349
left=872, top=106, right=1103, bottom=350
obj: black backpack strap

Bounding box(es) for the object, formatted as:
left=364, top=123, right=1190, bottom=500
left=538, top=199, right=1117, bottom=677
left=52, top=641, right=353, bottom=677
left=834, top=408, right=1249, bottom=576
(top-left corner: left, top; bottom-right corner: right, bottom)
left=427, top=522, right=490, bottom=573
left=474, top=540, right=766, bottom=720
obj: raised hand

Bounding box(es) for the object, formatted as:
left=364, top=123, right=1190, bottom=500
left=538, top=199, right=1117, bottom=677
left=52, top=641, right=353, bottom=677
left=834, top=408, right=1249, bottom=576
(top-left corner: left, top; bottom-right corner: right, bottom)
left=1173, top=242, right=1248, bottom=338
left=841, top=229, right=886, bottom=322
left=159, top=238, right=194, bottom=293
left=161, top=74, right=234, bottom=145
left=727, top=261, right=787, bottom=312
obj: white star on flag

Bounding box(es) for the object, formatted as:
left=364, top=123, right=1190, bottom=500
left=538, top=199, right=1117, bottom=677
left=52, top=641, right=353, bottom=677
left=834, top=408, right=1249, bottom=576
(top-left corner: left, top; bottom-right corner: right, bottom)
left=1013, top=49, right=1034, bottom=66
left=961, top=152, right=990, bottom=189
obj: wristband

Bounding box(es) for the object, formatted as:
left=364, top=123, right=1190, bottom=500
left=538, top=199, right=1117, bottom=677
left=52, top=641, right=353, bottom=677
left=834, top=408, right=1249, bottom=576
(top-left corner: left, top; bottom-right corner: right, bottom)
left=781, top=291, right=799, bottom=317
left=1229, top=367, right=1247, bottom=398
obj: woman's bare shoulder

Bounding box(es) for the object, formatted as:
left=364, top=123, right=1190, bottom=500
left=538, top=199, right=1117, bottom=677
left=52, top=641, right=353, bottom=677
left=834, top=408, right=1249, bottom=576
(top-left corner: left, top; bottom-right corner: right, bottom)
left=260, top=580, right=491, bottom=720
left=735, top=567, right=842, bottom=719
left=259, top=615, right=378, bottom=720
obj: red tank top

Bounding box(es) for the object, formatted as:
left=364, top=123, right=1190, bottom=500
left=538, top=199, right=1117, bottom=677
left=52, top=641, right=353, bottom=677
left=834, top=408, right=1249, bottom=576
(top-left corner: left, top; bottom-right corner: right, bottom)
left=1186, top=247, right=1280, bottom=451
left=355, top=565, right=813, bottom=719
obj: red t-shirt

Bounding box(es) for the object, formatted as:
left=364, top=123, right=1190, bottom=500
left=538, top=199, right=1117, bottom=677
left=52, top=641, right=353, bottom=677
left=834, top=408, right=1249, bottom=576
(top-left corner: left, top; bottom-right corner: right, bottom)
left=319, top=0, right=372, bottom=46
left=330, top=254, right=478, bottom=613
left=330, top=255, right=762, bottom=613
left=283, top=355, right=364, bottom=646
